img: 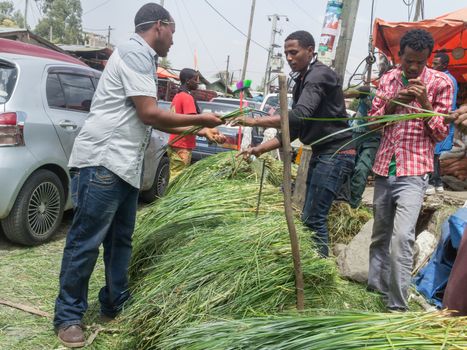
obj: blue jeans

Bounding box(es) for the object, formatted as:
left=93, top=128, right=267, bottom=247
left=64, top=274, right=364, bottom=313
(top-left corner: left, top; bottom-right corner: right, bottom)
left=301, top=154, right=355, bottom=257
left=54, top=166, right=139, bottom=329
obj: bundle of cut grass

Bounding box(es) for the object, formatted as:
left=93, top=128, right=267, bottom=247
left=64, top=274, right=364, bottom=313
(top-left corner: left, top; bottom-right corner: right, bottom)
left=124, top=214, right=383, bottom=349
left=161, top=311, right=467, bottom=349
left=123, top=152, right=384, bottom=348
left=125, top=215, right=337, bottom=348
left=130, top=179, right=284, bottom=278
left=328, top=202, right=372, bottom=245
left=167, top=151, right=283, bottom=195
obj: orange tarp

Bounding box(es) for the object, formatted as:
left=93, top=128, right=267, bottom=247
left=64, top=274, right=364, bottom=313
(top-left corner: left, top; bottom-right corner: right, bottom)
left=373, top=7, right=467, bottom=83
left=157, top=67, right=179, bottom=80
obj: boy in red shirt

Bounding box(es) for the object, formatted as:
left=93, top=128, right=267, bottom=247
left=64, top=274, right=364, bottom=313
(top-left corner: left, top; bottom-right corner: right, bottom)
left=168, top=68, right=224, bottom=178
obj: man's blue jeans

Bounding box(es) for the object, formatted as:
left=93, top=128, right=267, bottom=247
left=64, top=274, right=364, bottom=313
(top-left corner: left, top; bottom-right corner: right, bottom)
left=54, top=166, right=139, bottom=329
left=301, top=154, right=355, bottom=257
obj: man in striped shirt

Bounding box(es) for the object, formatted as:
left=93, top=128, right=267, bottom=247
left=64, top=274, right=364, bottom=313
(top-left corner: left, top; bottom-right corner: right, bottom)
left=367, top=29, right=452, bottom=311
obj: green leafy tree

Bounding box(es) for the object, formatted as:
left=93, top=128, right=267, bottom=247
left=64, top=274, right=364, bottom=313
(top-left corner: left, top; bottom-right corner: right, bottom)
left=0, top=1, right=24, bottom=27
left=34, top=0, right=83, bottom=44
left=159, top=57, right=172, bottom=69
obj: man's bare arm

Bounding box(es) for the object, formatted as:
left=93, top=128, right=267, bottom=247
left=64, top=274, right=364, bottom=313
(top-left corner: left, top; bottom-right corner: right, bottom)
left=132, top=95, right=222, bottom=128
left=233, top=115, right=281, bottom=128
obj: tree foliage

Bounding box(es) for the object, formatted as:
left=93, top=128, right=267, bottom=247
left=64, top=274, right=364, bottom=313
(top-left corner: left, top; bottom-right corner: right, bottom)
left=159, top=57, right=172, bottom=69
left=34, top=0, right=83, bottom=44
left=0, top=1, right=24, bottom=27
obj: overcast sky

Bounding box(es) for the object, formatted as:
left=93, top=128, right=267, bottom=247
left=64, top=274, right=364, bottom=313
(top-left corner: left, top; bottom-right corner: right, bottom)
left=15, top=0, right=466, bottom=89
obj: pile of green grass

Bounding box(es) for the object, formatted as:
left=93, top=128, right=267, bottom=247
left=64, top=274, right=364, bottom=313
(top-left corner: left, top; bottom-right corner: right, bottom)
left=122, top=152, right=384, bottom=349
left=328, top=202, right=372, bottom=246
left=161, top=311, right=467, bottom=349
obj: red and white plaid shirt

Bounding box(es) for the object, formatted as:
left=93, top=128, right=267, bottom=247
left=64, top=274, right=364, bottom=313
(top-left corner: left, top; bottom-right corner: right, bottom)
left=370, top=66, right=452, bottom=176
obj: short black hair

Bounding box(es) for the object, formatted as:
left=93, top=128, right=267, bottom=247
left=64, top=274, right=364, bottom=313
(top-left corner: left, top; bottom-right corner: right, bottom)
left=179, top=68, right=198, bottom=84
left=399, top=29, right=434, bottom=55
left=435, top=52, right=450, bottom=66
left=134, top=3, right=172, bottom=33
left=285, top=30, right=315, bottom=49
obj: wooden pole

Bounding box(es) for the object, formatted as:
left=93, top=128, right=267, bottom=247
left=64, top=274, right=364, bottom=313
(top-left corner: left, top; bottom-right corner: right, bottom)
left=241, top=0, right=256, bottom=81
left=278, top=74, right=304, bottom=311
left=333, top=0, right=360, bottom=79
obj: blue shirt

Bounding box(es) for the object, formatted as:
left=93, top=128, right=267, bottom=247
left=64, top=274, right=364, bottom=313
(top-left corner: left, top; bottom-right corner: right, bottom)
left=434, top=70, right=458, bottom=154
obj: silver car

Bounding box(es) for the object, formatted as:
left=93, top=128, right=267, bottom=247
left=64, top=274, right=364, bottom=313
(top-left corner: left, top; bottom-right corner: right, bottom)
left=0, top=45, right=169, bottom=246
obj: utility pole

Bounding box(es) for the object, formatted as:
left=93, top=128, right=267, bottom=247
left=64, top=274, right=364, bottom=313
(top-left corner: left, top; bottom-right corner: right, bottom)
left=333, top=0, right=360, bottom=80
left=365, top=0, right=376, bottom=86
left=24, top=0, right=29, bottom=29
left=106, top=26, right=114, bottom=47
left=263, top=14, right=288, bottom=95
left=160, top=0, right=165, bottom=7
left=241, top=0, right=256, bottom=81
left=49, top=26, right=53, bottom=42
left=225, top=55, right=230, bottom=95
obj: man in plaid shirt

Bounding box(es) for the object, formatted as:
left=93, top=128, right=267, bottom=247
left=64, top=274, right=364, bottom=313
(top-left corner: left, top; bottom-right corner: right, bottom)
left=367, top=29, right=452, bottom=311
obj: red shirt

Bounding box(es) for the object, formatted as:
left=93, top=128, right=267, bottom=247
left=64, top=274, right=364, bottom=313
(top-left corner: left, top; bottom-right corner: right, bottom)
left=370, top=67, right=452, bottom=177
left=168, top=91, right=198, bottom=149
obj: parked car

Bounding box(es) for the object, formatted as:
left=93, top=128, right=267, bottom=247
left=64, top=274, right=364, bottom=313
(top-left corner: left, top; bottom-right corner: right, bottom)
left=261, top=93, right=356, bottom=118
left=260, top=93, right=293, bottom=114
left=158, top=101, right=268, bottom=161
left=0, top=40, right=169, bottom=245
left=210, top=97, right=262, bottom=110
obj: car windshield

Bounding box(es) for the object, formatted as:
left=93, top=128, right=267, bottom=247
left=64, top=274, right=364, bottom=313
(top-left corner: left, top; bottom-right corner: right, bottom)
left=0, top=61, right=18, bottom=104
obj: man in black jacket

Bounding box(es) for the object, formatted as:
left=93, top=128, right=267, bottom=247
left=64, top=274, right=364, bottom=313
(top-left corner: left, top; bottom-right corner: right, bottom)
left=238, top=30, right=354, bottom=257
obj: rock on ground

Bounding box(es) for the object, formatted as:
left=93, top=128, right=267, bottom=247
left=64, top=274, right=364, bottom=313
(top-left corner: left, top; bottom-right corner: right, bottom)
left=337, top=219, right=373, bottom=283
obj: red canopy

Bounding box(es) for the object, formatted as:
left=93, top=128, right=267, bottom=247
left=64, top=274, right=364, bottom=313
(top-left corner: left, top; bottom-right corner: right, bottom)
left=157, top=67, right=179, bottom=80
left=373, top=7, right=467, bottom=83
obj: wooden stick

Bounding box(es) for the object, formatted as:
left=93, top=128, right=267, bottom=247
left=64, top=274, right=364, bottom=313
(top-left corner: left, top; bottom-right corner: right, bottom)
left=278, top=74, right=305, bottom=311
left=255, top=159, right=266, bottom=218
left=0, top=299, right=51, bottom=318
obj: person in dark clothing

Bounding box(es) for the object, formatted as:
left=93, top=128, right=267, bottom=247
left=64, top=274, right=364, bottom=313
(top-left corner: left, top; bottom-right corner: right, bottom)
left=237, top=30, right=355, bottom=257
left=443, top=104, right=467, bottom=316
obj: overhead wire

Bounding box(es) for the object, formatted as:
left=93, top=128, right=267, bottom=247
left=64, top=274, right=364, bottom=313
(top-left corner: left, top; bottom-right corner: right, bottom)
left=173, top=0, right=195, bottom=61
left=290, top=0, right=321, bottom=26
left=179, top=0, right=220, bottom=72
left=83, top=0, right=112, bottom=16
left=203, top=0, right=268, bottom=51
left=83, top=27, right=109, bottom=31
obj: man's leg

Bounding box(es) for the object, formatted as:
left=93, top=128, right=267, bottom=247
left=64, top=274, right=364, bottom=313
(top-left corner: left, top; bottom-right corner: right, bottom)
left=54, top=167, right=124, bottom=332
left=432, top=154, right=443, bottom=189
left=168, top=147, right=192, bottom=180
left=368, top=176, right=395, bottom=298
left=99, top=185, right=139, bottom=318
left=388, top=176, right=427, bottom=310
left=301, top=154, right=354, bottom=257
left=349, top=142, right=378, bottom=208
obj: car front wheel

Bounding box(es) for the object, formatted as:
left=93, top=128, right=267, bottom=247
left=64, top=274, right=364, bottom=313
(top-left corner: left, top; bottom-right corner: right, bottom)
left=140, top=156, right=170, bottom=203
left=1, top=169, right=65, bottom=245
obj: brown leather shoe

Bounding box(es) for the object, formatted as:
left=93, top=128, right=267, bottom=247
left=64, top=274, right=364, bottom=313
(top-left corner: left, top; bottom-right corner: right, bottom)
left=57, top=325, right=85, bottom=348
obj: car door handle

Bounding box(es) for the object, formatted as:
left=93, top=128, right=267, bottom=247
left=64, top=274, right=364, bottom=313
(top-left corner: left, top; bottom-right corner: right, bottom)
left=59, top=120, right=78, bottom=130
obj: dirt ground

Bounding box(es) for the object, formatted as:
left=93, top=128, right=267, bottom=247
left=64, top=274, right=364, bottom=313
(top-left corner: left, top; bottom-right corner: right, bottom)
left=0, top=211, right=118, bottom=350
